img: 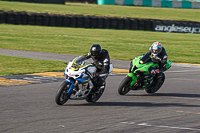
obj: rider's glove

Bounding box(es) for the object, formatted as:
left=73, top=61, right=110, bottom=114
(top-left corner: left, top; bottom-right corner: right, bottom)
left=92, top=72, right=99, bottom=78
left=160, top=67, right=166, bottom=72
left=155, top=69, right=160, bottom=73
left=151, top=69, right=159, bottom=75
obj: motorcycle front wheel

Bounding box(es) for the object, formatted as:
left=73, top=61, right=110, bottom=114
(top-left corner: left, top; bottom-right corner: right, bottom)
left=55, top=81, right=71, bottom=105
left=118, top=76, right=132, bottom=95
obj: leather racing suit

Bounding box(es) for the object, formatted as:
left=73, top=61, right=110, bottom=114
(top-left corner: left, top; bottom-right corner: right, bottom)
left=80, top=49, right=110, bottom=89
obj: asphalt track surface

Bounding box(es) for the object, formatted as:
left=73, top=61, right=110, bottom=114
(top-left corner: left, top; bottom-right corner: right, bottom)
left=0, top=49, right=200, bottom=133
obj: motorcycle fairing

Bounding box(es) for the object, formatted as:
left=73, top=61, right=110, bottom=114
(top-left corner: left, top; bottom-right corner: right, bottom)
left=131, top=56, right=158, bottom=74
left=65, top=78, right=75, bottom=94
left=70, top=56, right=93, bottom=71
left=76, top=76, right=90, bottom=84
left=127, top=73, right=137, bottom=86
left=166, top=60, right=172, bottom=71
left=128, top=55, right=171, bottom=87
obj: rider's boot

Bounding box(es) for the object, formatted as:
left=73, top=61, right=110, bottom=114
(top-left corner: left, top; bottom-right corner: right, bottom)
left=95, top=81, right=106, bottom=93
left=154, top=82, right=160, bottom=89
left=95, top=86, right=105, bottom=94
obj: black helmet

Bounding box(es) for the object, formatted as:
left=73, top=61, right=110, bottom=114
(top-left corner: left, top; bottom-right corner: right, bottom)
left=90, top=44, right=102, bottom=59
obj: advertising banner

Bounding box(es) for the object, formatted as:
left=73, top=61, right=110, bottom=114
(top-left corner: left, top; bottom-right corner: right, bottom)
left=154, top=22, right=200, bottom=34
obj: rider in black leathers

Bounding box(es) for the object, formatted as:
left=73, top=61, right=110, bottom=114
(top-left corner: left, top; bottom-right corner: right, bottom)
left=146, top=42, right=167, bottom=72
left=79, top=44, right=110, bottom=92
left=146, top=42, right=168, bottom=89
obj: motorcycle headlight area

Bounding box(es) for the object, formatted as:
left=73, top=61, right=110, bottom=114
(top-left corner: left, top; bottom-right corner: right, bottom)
left=66, top=69, right=82, bottom=78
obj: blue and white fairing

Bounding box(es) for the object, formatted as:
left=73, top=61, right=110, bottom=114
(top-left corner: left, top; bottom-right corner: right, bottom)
left=63, top=56, right=97, bottom=99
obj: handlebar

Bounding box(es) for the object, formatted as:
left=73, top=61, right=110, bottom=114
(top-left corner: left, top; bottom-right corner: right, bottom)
left=85, top=69, right=93, bottom=80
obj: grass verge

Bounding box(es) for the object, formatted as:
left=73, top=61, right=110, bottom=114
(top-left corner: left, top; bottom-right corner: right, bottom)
left=0, top=24, right=200, bottom=70
left=0, top=1, right=200, bottom=22
left=0, top=55, right=66, bottom=76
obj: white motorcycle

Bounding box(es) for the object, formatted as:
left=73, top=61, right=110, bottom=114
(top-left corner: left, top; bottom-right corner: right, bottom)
left=55, top=56, right=113, bottom=105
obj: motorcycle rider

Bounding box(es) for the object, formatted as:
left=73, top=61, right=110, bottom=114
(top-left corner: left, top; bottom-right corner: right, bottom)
left=146, top=41, right=168, bottom=89
left=79, top=44, right=110, bottom=93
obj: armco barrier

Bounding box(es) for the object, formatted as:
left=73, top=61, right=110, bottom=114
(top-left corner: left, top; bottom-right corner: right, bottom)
left=98, top=0, right=200, bottom=9
left=0, top=10, right=200, bottom=34
left=1, top=0, right=65, bottom=4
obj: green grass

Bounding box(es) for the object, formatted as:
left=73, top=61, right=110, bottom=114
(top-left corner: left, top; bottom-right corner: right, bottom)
left=0, top=1, right=200, bottom=76
left=0, top=1, right=200, bottom=22
left=0, top=55, right=66, bottom=76
left=1, top=24, right=200, bottom=67
left=0, top=24, right=199, bottom=76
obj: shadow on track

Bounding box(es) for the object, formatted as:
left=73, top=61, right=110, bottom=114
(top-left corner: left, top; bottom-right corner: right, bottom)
left=125, top=93, right=200, bottom=99
left=57, top=93, right=200, bottom=107
left=62, top=101, right=200, bottom=107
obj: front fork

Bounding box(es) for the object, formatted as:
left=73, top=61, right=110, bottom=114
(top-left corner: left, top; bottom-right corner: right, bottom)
left=64, top=78, right=75, bottom=94
left=127, top=73, right=137, bottom=87
left=65, top=78, right=94, bottom=94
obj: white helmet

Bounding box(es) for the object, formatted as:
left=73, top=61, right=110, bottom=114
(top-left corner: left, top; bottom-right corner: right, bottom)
left=151, top=42, right=162, bottom=56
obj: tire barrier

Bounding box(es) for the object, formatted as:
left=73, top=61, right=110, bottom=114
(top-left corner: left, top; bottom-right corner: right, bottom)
left=0, top=10, right=200, bottom=34
left=66, top=0, right=97, bottom=4
left=1, top=0, right=65, bottom=4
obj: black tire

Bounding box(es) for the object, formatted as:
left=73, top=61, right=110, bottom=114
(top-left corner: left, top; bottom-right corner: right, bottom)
left=55, top=81, right=71, bottom=105
left=86, top=86, right=105, bottom=103
left=145, top=74, right=165, bottom=94
left=118, top=76, right=132, bottom=95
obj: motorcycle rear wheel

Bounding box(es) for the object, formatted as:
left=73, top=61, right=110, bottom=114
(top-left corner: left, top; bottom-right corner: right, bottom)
left=55, top=81, right=71, bottom=105
left=86, top=87, right=105, bottom=103
left=118, top=76, right=132, bottom=95
left=145, top=74, right=165, bottom=94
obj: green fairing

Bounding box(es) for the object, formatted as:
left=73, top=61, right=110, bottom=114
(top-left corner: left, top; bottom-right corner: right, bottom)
left=127, top=73, right=137, bottom=86
left=132, top=56, right=158, bottom=74
left=166, top=60, right=172, bottom=70
left=127, top=55, right=171, bottom=87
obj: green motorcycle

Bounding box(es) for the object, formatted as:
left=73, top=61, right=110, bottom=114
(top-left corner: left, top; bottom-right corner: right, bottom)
left=118, top=54, right=172, bottom=95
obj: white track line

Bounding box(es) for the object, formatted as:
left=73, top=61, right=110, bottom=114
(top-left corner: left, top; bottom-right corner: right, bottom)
left=138, top=123, right=200, bottom=131
left=120, top=122, right=200, bottom=131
